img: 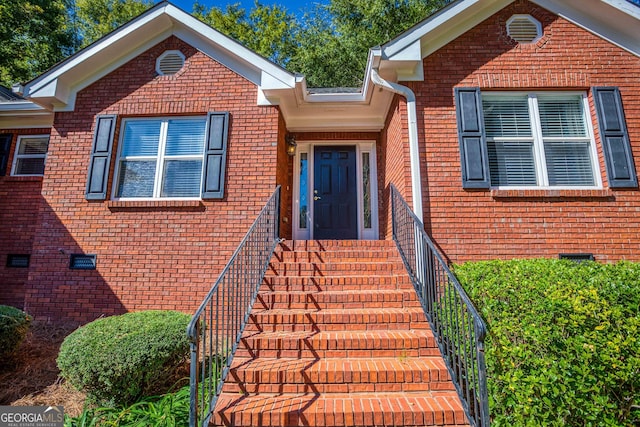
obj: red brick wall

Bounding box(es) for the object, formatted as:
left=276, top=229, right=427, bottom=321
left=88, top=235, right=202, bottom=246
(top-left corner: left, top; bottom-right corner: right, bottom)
left=0, top=128, right=50, bottom=309
left=413, top=0, right=640, bottom=262
left=379, top=97, right=414, bottom=239
left=24, top=36, right=282, bottom=322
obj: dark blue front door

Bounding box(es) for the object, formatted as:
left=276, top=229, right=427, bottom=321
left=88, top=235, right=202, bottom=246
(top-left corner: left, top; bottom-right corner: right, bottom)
left=313, top=146, right=358, bottom=239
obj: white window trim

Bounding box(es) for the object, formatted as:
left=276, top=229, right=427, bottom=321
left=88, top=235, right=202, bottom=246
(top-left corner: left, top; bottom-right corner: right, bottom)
left=292, top=141, right=379, bottom=240
left=11, top=135, right=49, bottom=176
left=483, top=91, right=602, bottom=190
left=112, top=117, right=206, bottom=201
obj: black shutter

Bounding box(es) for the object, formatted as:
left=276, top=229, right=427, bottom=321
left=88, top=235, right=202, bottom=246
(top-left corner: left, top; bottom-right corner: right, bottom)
left=85, top=115, right=116, bottom=200
left=593, top=87, right=637, bottom=188
left=202, top=112, right=229, bottom=199
left=0, top=134, right=12, bottom=176
left=455, top=88, right=490, bottom=189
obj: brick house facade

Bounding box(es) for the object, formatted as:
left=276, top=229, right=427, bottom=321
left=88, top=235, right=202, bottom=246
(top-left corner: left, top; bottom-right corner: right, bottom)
left=1, top=0, right=639, bottom=321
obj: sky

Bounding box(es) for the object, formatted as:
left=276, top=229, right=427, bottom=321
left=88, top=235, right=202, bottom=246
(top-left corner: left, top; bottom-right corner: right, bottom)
left=161, top=0, right=327, bottom=16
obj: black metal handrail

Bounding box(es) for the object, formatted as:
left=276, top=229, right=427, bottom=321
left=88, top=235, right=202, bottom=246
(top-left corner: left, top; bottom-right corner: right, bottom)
left=390, top=185, right=490, bottom=427
left=187, top=186, right=281, bottom=427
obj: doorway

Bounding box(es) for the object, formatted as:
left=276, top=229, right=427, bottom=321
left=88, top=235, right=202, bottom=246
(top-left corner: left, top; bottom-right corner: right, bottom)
left=293, top=141, right=379, bottom=240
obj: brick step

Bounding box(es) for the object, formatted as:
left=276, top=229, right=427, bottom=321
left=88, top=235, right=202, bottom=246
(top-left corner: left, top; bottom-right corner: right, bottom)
left=261, top=275, right=413, bottom=292
left=272, top=250, right=401, bottom=263
left=277, top=240, right=397, bottom=252
left=235, top=330, right=441, bottom=359
left=223, top=357, right=454, bottom=394
left=212, top=391, right=469, bottom=427
left=266, top=261, right=406, bottom=277
left=254, top=290, right=422, bottom=310
left=245, top=308, right=428, bottom=332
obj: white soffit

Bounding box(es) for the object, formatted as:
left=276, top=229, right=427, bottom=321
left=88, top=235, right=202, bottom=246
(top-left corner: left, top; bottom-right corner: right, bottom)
left=22, top=2, right=296, bottom=111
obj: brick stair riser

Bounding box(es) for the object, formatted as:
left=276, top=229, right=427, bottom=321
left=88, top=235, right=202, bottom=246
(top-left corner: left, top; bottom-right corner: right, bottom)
left=273, top=250, right=400, bottom=263
left=254, top=291, right=422, bottom=310
left=213, top=392, right=469, bottom=427
left=277, top=240, right=397, bottom=251
left=261, top=278, right=413, bottom=292
left=266, top=262, right=407, bottom=276
left=244, top=322, right=430, bottom=332
left=246, top=310, right=426, bottom=329
left=223, top=382, right=455, bottom=394
left=234, top=347, right=442, bottom=359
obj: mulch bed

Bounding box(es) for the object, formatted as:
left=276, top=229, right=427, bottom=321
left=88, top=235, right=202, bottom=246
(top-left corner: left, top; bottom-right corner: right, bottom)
left=0, top=321, right=86, bottom=417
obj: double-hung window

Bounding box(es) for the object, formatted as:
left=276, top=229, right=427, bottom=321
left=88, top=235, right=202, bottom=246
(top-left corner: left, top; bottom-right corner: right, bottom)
left=12, top=135, right=49, bottom=176
left=114, top=117, right=206, bottom=199
left=482, top=92, right=600, bottom=188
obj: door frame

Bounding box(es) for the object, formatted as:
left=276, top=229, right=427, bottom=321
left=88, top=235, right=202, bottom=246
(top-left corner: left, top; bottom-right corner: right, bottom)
left=292, top=141, right=379, bottom=240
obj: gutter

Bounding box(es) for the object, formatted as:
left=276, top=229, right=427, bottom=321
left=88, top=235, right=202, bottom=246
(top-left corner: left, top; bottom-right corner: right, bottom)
left=370, top=67, right=424, bottom=223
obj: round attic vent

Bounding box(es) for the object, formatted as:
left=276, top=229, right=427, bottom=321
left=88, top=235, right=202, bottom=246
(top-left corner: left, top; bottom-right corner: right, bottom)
left=506, top=15, right=542, bottom=43
left=156, top=50, right=185, bottom=76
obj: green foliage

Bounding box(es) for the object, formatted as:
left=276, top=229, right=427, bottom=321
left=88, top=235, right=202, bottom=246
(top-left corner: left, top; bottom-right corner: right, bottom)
left=64, top=384, right=190, bottom=427
left=0, top=0, right=74, bottom=86
left=57, top=310, right=191, bottom=406
left=0, top=305, right=32, bottom=359
left=194, top=1, right=299, bottom=66
left=73, top=0, right=153, bottom=48
left=454, top=259, right=640, bottom=426
left=289, top=0, right=449, bottom=87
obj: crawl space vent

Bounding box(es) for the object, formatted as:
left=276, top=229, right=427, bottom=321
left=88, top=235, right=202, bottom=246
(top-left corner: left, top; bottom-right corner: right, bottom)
left=506, top=15, right=542, bottom=43
left=156, top=50, right=185, bottom=76
left=69, top=254, right=97, bottom=270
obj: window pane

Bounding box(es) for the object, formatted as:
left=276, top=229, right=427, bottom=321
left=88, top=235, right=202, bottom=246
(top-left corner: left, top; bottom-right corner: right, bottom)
left=18, top=138, right=48, bottom=155
left=483, top=97, right=531, bottom=137
left=538, top=96, right=586, bottom=137
left=161, top=160, right=202, bottom=197
left=165, top=119, right=206, bottom=156
left=545, top=141, right=595, bottom=186
left=488, top=141, right=537, bottom=186
left=16, top=158, right=45, bottom=175
left=121, top=121, right=161, bottom=156
left=117, top=161, right=156, bottom=197
left=299, top=153, right=308, bottom=229
left=362, top=152, right=371, bottom=229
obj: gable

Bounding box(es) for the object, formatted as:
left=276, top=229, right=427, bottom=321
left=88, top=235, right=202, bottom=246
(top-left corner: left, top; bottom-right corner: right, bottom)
left=376, top=0, right=640, bottom=81
left=19, top=2, right=296, bottom=112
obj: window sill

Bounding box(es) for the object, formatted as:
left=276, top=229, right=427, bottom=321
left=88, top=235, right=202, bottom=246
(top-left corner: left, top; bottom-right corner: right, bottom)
left=107, top=200, right=205, bottom=212
left=491, top=188, right=615, bottom=200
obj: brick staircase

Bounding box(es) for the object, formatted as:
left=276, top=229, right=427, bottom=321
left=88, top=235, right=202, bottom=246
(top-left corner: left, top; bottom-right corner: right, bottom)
left=212, top=240, right=469, bottom=427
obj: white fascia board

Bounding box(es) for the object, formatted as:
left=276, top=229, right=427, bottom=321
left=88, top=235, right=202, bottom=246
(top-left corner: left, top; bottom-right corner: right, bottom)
left=0, top=101, right=50, bottom=113
left=382, top=0, right=510, bottom=60
left=532, top=0, right=640, bottom=57
left=25, top=2, right=296, bottom=110
left=165, top=5, right=296, bottom=89
left=0, top=115, right=53, bottom=129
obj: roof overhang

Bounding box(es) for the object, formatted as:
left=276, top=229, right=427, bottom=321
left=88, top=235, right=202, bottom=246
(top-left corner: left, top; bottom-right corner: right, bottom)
left=20, top=2, right=296, bottom=112
left=0, top=101, right=53, bottom=129
left=376, top=0, right=640, bottom=81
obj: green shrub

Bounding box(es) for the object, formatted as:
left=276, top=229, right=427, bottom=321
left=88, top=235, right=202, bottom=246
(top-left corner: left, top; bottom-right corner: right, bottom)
left=57, top=310, right=191, bottom=406
left=454, top=259, right=640, bottom=427
left=0, top=305, right=32, bottom=359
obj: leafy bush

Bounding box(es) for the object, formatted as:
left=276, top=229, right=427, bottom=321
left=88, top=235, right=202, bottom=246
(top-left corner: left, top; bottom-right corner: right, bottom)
left=0, top=305, right=32, bottom=359
left=454, top=259, right=640, bottom=427
left=64, top=384, right=190, bottom=427
left=57, top=310, right=191, bottom=406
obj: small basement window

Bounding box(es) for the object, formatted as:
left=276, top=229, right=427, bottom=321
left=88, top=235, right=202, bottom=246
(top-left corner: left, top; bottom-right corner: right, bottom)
left=69, top=254, right=97, bottom=270
left=506, top=15, right=542, bottom=44
left=156, top=50, right=185, bottom=76
left=7, top=254, right=30, bottom=268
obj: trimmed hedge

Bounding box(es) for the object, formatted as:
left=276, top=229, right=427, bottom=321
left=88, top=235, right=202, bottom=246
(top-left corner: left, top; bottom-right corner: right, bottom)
left=57, top=310, right=190, bottom=406
left=0, top=305, right=32, bottom=359
left=454, top=259, right=640, bottom=427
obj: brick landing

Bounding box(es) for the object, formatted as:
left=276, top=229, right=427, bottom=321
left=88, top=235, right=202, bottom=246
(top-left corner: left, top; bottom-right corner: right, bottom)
left=212, top=240, right=469, bottom=427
